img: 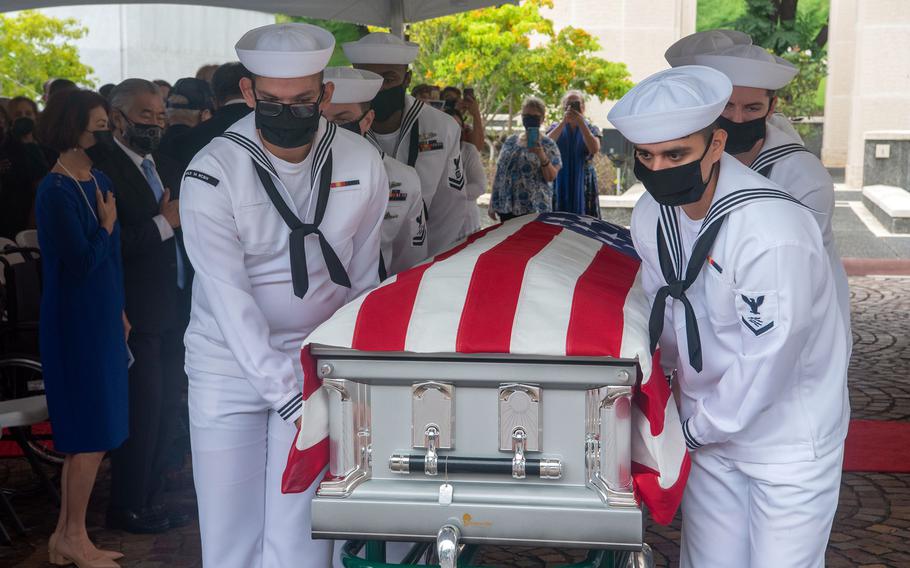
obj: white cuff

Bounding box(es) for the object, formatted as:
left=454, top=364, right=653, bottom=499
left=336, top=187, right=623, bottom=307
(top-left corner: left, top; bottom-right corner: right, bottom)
left=274, top=391, right=304, bottom=424
left=153, top=214, right=175, bottom=241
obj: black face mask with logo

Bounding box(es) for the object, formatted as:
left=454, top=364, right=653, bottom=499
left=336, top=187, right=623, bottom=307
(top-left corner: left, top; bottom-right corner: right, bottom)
left=371, top=84, right=406, bottom=122
left=634, top=139, right=718, bottom=207
left=120, top=114, right=164, bottom=155
left=718, top=113, right=768, bottom=155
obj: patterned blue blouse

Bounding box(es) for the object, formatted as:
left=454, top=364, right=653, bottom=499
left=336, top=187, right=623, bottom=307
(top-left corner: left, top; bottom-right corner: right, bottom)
left=490, top=134, right=562, bottom=216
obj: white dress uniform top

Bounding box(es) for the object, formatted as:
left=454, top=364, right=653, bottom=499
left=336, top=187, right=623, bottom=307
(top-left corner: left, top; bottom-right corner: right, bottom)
left=181, top=24, right=388, bottom=568
left=323, top=66, right=428, bottom=277
left=692, top=44, right=850, bottom=332
left=345, top=33, right=465, bottom=257
left=611, top=66, right=849, bottom=568
left=459, top=140, right=487, bottom=239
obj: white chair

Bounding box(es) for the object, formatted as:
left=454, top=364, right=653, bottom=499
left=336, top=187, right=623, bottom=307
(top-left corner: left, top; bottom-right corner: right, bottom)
left=14, top=230, right=37, bottom=250
left=0, top=395, right=50, bottom=542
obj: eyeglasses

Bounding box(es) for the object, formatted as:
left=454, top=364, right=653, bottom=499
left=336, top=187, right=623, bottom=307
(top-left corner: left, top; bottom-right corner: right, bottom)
left=255, top=85, right=324, bottom=119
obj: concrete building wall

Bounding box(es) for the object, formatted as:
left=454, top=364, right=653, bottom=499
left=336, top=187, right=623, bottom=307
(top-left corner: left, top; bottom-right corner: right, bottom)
left=821, top=0, right=857, bottom=169
left=543, top=0, right=697, bottom=126
left=36, top=4, right=273, bottom=87
left=843, top=0, right=910, bottom=187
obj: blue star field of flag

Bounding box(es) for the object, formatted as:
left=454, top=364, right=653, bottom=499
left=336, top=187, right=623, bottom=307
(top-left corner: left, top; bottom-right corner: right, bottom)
left=536, top=212, right=640, bottom=259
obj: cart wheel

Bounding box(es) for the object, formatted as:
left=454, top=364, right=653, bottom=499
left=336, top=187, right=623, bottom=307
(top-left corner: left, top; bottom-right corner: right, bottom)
left=626, top=544, right=654, bottom=568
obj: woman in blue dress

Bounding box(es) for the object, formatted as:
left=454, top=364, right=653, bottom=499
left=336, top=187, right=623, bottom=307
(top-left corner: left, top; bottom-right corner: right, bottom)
left=35, top=89, right=128, bottom=568
left=547, top=90, right=603, bottom=218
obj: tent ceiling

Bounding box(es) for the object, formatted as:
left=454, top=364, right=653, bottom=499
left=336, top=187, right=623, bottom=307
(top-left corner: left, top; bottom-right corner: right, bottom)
left=0, top=0, right=515, bottom=28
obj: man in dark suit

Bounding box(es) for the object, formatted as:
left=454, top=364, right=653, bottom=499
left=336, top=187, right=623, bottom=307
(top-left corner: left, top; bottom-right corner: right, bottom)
left=166, top=62, right=252, bottom=170
left=157, top=77, right=214, bottom=165
left=87, top=78, right=191, bottom=534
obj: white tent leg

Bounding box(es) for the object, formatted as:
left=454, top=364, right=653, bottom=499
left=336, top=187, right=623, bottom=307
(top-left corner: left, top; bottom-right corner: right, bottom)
left=390, top=0, right=404, bottom=37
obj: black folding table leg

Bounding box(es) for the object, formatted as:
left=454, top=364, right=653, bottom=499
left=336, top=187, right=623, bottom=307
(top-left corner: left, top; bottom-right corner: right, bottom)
left=0, top=490, right=25, bottom=534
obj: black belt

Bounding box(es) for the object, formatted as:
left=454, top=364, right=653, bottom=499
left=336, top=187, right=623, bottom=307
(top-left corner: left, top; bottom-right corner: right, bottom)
left=251, top=154, right=351, bottom=298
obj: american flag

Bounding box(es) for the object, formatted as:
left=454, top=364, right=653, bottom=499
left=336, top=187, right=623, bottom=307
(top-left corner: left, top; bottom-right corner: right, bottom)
left=283, top=213, right=689, bottom=525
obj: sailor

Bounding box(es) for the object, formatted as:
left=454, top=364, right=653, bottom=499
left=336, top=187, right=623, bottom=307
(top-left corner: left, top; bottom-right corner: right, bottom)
left=343, top=32, right=465, bottom=256
left=610, top=66, right=849, bottom=568
left=179, top=23, right=388, bottom=567
left=665, top=30, right=804, bottom=144
left=689, top=42, right=850, bottom=331
left=322, top=66, right=428, bottom=276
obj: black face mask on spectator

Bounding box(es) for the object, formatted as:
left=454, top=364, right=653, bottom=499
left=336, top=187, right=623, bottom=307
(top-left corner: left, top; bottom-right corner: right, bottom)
left=522, top=114, right=541, bottom=129
left=11, top=117, right=35, bottom=139
left=92, top=130, right=115, bottom=148
left=120, top=113, right=163, bottom=155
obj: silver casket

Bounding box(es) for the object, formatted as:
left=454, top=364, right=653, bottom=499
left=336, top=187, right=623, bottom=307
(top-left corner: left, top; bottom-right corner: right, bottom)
left=310, top=346, right=643, bottom=552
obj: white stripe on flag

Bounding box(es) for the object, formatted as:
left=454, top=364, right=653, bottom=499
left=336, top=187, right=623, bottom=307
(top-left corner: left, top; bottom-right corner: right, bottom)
left=304, top=274, right=399, bottom=350
left=619, top=267, right=654, bottom=380
left=510, top=227, right=601, bottom=356
left=632, top=394, right=687, bottom=488
left=405, top=216, right=537, bottom=352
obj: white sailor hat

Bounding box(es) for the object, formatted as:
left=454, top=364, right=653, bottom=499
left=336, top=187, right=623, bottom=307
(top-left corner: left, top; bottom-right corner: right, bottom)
left=608, top=66, right=732, bottom=145
left=343, top=32, right=419, bottom=65
left=694, top=44, right=798, bottom=90
left=665, top=29, right=752, bottom=67
left=235, top=23, right=335, bottom=79
left=323, top=67, right=384, bottom=104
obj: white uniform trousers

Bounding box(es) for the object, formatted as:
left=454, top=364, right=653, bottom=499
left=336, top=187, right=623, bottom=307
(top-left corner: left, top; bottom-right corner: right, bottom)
left=681, top=445, right=844, bottom=568
left=189, top=369, right=333, bottom=568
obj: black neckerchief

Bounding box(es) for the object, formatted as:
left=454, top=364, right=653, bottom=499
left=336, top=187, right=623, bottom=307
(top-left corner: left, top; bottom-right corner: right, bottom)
left=649, top=187, right=803, bottom=372
left=220, top=123, right=350, bottom=298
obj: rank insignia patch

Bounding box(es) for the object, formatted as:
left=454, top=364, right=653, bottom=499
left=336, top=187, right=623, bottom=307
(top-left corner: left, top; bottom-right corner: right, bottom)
left=736, top=292, right=778, bottom=337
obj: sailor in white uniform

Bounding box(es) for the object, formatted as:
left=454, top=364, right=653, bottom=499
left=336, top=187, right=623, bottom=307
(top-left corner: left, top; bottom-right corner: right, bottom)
left=343, top=32, right=465, bottom=256
left=665, top=30, right=804, bottom=144
left=610, top=66, right=849, bottom=568
left=690, top=43, right=850, bottom=332
left=179, top=23, right=388, bottom=568
left=321, top=67, right=428, bottom=277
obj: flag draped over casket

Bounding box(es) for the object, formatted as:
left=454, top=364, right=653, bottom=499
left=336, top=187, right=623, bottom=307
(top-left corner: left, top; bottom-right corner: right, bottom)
left=283, top=212, right=689, bottom=525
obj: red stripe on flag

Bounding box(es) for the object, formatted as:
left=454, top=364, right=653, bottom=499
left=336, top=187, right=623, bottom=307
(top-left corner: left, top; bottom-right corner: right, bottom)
left=632, top=451, right=690, bottom=525
left=634, top=349, right=669, bottom=436
left=566, top=245, right=640, bottom=356
left=350, top=224, right=501, bottom=351
left=456, top=221, right=562, bottom=353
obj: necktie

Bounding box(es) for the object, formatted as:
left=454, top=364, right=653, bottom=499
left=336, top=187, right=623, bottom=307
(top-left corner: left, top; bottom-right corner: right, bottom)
left=648, top=215, right=726, bottom=373
left=141, top=158, right=186, bottom=289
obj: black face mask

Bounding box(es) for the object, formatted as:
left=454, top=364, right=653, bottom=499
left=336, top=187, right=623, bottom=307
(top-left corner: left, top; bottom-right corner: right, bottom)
left=336, top=109, right=370, bottom=136
left=371, top=84, right=405, bottom=122
left=11, top=117, right=34, bottom=138
left=255, top=104, right=321, bottom=149
left=92, top=129, right=114, bottom=148
left=718, top=114, right=768, bottom=154
left=634, top=140, right=718, bottom=207
left=522, top=114, right=541, bottom=128
left=120, top=114, right=163, bottom=155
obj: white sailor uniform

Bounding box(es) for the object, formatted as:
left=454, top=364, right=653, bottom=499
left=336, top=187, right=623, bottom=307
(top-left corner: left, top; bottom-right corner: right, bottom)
left=367, top=95, right=464, bottom=256
left=459, top=140, right=487, bottom=239
left=180, top=114, right=388, bottom=568
left=380, top=152, right=427, bottom=276
left=749, top=121, right=850, bottom=332
left=631, top=154, right=850, bottom=568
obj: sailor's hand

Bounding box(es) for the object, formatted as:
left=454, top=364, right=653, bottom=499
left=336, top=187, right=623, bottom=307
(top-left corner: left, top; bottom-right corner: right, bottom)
left=295, top=417, right=302, bottom=430
left=160, top=188, right=181, bottom=228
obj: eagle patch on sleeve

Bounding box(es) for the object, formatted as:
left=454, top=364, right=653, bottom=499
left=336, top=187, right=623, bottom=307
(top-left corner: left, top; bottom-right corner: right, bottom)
left=736, top=291, right=778, bottom=337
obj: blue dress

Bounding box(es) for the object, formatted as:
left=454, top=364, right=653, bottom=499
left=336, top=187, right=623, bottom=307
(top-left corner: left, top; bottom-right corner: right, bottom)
left=36, top=170, right=129, bottom=453
left=549, top=120, right=602, bottom=217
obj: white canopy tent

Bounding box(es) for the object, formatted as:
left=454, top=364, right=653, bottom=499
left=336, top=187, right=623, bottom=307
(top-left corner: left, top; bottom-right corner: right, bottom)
left=0, top=0, right=515, bottom=35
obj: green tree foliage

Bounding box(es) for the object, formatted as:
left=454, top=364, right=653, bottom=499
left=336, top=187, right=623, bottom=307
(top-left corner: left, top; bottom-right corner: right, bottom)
left=408, top=0, right=633, bottom=123
left=697, top=0, right=830, bottom=117
left=277, top=15, right=368, bottom=66
left=0, top=11, right=95, bottom=99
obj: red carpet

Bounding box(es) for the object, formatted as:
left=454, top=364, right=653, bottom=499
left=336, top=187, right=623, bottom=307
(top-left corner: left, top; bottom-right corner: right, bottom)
left=844, top=420, right=910, bottom=473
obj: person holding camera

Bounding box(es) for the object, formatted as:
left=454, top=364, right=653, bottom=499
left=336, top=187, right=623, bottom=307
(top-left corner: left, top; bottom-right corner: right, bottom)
left=547, top=90, right=602, bottom=217
left=489, top=96, right=561, bottom=222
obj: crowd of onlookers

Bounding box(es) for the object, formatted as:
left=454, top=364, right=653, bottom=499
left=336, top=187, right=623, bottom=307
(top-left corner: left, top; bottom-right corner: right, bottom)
left=0, top=63, right=606, bottom=565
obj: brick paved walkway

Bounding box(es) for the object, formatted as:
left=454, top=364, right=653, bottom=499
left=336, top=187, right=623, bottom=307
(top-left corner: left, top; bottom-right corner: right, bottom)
left=2, top=276, right=909, bottom=567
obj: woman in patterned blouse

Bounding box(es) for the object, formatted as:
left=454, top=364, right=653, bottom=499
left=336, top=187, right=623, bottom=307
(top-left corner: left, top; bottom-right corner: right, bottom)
left=489, top=96, right=562, bottom=222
